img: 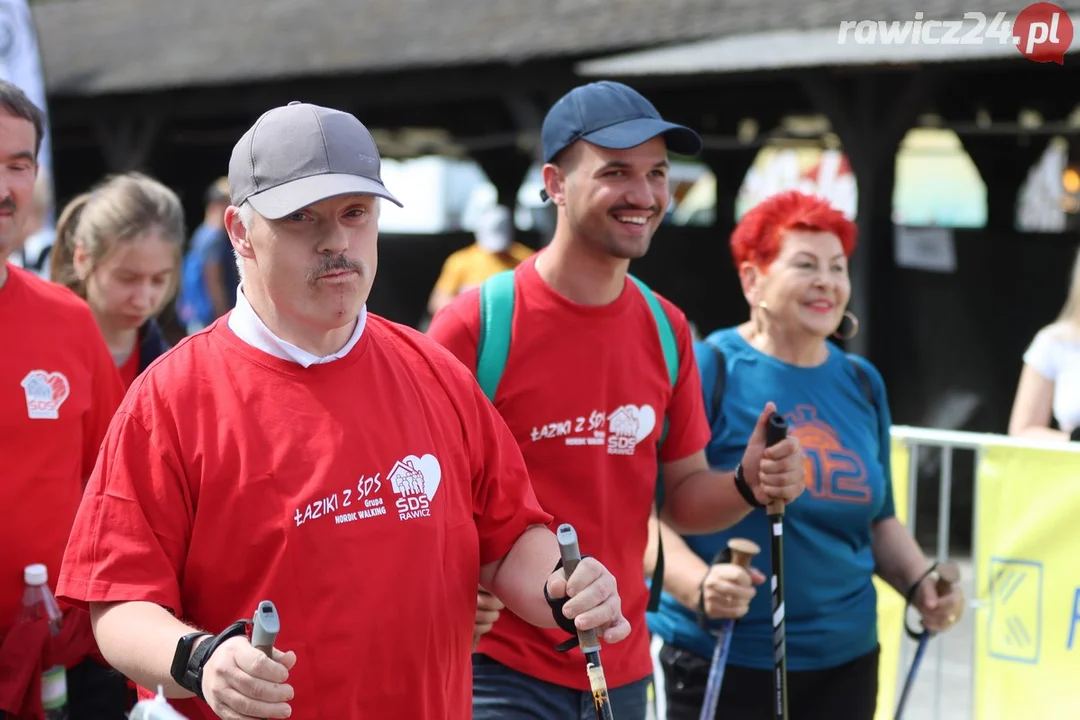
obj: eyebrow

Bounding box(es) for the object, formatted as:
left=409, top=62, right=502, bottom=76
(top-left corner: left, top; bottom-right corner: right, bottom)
left=4, top=150, right=34, bottom=163
left=596, top=159, right=670, bottom=173
left=793, top=251, right=846, bottom=261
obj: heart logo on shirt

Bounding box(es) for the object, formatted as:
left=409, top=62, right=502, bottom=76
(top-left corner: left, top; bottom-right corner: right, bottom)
left=20, top=370, right=71, bottom=420
left=607, top=404, right=657, bottom=443
left=404, top=454, right=442, bottom=500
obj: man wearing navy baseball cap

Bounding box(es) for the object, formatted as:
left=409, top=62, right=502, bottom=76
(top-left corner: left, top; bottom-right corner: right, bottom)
left=56, top=101, right=634, bottom=720
left=429, top=82, right=806, bottom=719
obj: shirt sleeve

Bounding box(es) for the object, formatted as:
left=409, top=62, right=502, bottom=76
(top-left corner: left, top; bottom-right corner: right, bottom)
left=464, top=373, right=552, bottom=566
left=58, top=406, right=193, bottom=618
left=81, top=311, right=125, bottom=483
left=426, top=288, right=481, bottom=373
left=432, top=253, right=463, bottom=296
left=1023, top=328, right=1059, bottom=381
left=657, top=299, right=712, bottom=463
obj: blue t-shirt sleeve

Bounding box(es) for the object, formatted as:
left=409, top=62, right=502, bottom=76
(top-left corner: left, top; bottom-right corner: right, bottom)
left=849, top=354, right=896, bottom=522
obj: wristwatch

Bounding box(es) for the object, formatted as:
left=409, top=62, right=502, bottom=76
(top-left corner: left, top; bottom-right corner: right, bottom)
left=170, top=631, right=212, bottom=698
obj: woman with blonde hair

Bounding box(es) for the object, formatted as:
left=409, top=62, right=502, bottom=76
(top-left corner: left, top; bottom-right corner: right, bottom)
left=1009, top=247, right=1080, bottom=441
left=51, top=172, right=185, bottom=388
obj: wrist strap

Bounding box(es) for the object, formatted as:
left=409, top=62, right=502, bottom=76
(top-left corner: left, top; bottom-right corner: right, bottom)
left=183, top=620, right=252, bottom=700
left=544, top=556, right=594, bottom=652
left=733, top=464, right=765, bottom=509
left=903, top=562, right=938, bottom=641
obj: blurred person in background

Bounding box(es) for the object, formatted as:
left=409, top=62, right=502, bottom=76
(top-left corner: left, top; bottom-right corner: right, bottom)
left=0, top=79, right=128, bottom=719
left=426, top=203, right=533, bottom=316
left=1009, top=247, right=1080, bottom=442
left=647, top=191, right=964, bottom=720
left=9, top=170, right=54, bottom=278
left=51, top=172, right=184, bottom=389
left=176, top=177, right=235, bottom=335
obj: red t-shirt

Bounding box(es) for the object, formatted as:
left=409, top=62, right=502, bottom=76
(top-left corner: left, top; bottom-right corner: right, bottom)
left=0, top=264, right=124, bottom=636
left=427, top=253, right=711, bottom=690
left=56, top=313, right=551, bottom=720
left=118, top=334, right=140, bottom=389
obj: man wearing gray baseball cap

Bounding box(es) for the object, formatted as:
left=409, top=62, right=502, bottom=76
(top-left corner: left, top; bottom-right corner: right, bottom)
left=57, top=101, right=631, bottom=720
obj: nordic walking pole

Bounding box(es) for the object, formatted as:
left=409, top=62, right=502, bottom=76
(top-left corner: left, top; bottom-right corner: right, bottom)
left=764, top=412, right=790, bottom=720
left=699, top=538, right=762, bottom=720
left=557, top=523, right=616, bottom=720
left=894, top=563, right=961, bottom=720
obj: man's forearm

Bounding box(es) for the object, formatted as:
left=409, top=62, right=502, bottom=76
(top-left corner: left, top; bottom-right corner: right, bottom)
left=662, top=469, right=753, bottom=535
left=480, top=525, right=562, bottom=629
left=90, top=601, right=204, bottom=698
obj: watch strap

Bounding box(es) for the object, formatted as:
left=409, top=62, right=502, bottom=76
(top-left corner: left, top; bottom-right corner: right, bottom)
left=179, top=620, right=251, bottom=701
left=733, top=463, right=765, bottom=509
left=170, top=632, right=211, bottom=695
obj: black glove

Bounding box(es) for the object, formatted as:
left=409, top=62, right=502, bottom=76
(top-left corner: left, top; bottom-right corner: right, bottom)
left=543, top=556, right=593, bottom=652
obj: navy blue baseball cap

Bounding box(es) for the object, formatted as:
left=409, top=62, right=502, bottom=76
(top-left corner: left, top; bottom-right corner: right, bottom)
left=541, top=81, right=703, bottom=164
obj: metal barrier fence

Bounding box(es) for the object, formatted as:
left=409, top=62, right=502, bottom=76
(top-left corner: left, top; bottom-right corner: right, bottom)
left=888, top=425, right=1080, bottom=720
left=890, top=424, right=984, bottom=720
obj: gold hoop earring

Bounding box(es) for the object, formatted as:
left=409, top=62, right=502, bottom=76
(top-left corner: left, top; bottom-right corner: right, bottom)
left=833, top=310, right=859, bottom=341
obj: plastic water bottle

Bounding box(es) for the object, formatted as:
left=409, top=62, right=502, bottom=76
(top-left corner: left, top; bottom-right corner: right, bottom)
left=129, top=687, right=189, bottom=719
left=19, top=563, right=68, bottom=719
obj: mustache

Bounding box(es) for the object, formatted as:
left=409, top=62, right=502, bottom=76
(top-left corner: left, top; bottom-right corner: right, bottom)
left=0, top=196, right=15, bottom=213
left=307, top=254, right=366, bottom=284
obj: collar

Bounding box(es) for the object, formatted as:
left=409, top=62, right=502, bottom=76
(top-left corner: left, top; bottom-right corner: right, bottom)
left=228, top=284, right=366, bottom=367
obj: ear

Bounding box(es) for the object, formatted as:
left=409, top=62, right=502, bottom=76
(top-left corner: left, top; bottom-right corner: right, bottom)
left=72, top=241, right=92, bottom=281
left=738, top=262, right=761, bottom=304
left=541, top=163, right=568, bottom=207
left=224, top=205, right=256, bottom=262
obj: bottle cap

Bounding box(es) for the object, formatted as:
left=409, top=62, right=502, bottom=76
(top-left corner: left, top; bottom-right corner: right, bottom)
left=24, top=563, right=48, bottom=586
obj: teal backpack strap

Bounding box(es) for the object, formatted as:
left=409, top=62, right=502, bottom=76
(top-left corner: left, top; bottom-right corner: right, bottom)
left=475, top=270, right=516, bottom=403
left=628, top=274, right=679, bottom=392
left=628, top=274, right=680, bottom=613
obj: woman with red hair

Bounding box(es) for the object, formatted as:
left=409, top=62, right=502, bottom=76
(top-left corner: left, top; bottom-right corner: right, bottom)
left=646, top=191, right=965, bottom=718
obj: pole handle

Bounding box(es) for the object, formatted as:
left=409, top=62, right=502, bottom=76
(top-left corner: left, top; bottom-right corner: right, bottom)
left=727, top=538, right=762, bottom=570
left=557, top=523, right=600, bottom=651
left=251, top=600, right=280, bottom=657
left=764, top=412, right=789, bottom=517
left=934, top=563, right=960, bottom=596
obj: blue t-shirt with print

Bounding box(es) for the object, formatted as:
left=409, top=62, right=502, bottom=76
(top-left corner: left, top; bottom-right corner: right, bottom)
left=647, top=326, right=895, bottom=672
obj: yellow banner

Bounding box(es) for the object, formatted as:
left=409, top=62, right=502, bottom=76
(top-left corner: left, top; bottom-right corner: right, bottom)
left=873, top=438, right=911, bottom=720
left=973, top=443, right=1080, bottom=718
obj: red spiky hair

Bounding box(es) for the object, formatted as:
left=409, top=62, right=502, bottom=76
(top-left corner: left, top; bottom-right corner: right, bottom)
left=730, top=191, right=857, bottom=270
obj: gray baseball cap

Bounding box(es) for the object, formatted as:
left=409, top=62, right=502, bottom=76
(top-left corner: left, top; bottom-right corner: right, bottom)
left=228, top=101, right=402, bottom=220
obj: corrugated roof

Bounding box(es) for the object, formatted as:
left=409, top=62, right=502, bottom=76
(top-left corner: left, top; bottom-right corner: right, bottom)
left=32, top=0, right=1080, bottom=96
left=578, top=13, right=1080, bottom=76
